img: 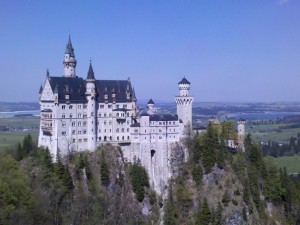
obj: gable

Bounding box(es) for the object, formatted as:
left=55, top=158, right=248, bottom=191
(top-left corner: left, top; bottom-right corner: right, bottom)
left=40, top=79, right=54, bottom=101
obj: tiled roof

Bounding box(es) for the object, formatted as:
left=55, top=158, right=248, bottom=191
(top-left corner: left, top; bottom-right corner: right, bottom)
left=148, top=99, right=154, bottom=104
left=95, top=80, right=134, bottom=103
left=47, top=76, right=87, bottom=103
left=150, top=114, right=178, bottom=121
left=178, top=77, right=190, bottom=85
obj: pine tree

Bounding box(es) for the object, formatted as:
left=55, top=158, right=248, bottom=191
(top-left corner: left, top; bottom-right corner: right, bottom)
left=196, top=198, right=211, bottom=225
left=100, top=151, right=110, bottom=187
left=215, top=202, right=223, bottom=225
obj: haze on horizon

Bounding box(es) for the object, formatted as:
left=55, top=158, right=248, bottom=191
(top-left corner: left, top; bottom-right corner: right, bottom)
left=0, top=0, right=299, bottom=103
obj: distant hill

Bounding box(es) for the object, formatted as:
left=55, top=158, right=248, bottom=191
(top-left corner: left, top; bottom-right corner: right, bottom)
left=0, top=102, right=39, bottom=112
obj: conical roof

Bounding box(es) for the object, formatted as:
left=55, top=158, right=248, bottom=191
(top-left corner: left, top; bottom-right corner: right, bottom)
left=87, top=62, right=95, bottom=80
left=65, top=36, right=75, bottom=57
left=178, top=77, right=190, bottom=85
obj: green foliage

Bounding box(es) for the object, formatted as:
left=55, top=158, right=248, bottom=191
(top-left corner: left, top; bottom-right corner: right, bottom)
left=100, top=151, right=110, bottom=186
left=221, top=191, right=230, bottom=207
left=215, top=202, right=223, bottom=225
left=129, top=159, right=149, bottom=202
left=196, top=198, right=211, bottom=225
left=0, top=155, right=36, bottom=224
left=192, top=164, right=203, bottom=185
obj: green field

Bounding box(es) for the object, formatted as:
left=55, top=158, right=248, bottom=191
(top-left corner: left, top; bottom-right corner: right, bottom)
left=247, top=123, right=300, bottom=143
left=0, top=117, right=39, bottom=150
left=265, top=155, right=300, bottom=174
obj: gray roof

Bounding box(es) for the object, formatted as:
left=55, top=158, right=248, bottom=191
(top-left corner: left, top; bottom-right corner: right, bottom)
left=150, top=114, right=178, bottom=122
left=130, top=123, right=140, bottom=127
left=65, top=36, right=75, bottom=57
left=95, top=80, right=134, bottom=103
left=87, top=62, right=95, bottom=80
left=47, top=76, right=87, bottom=103
left=148, top=99, right=154, bottom=104
left=45, top=76, right=135, bottom=103
left=178, top=77, right=190, bottom=85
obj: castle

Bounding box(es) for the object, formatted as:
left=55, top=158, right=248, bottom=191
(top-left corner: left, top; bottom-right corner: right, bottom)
left=38, top=36, right=193, bottom=192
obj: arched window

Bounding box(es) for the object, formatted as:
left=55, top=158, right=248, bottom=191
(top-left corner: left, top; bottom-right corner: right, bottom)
left=62, top=114, right=65, bottom=118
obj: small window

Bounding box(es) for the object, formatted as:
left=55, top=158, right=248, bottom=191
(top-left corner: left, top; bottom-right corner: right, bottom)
left=62, top=131, right=66, bottom=136
left=62, top=114, right=65, bottom=118
left=62, top=105, right=66, bottom=109
left=99, top=105, right=104, bottom=109
left=69, top=105, right=73, bottom=109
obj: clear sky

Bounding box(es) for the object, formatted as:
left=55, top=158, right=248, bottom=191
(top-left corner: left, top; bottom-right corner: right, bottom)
left=0, top=0, right=299, bottom=102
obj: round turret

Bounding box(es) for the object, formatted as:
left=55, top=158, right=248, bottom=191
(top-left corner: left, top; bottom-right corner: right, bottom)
left=178, top=77, right=190, bottom=96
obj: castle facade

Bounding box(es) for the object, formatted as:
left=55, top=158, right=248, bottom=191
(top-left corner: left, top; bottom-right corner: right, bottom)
left=38, top=37, right=193, bottom=192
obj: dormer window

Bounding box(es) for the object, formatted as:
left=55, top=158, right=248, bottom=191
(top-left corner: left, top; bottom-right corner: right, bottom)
left=104, top=94, right=108, bottom=100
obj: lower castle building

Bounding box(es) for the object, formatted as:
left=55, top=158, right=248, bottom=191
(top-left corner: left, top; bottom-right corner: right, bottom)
left=38, top=37, right=193, bottom=193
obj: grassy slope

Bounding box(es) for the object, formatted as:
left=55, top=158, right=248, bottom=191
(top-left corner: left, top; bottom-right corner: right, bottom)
left=265, top=155, right=300, bottom=174
left=0, top=117, right=39, bottom=150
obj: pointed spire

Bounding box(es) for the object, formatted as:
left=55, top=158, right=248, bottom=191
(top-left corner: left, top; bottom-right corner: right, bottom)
left=132, top=87, right=137, bottom=101
left=46, top=69, right=50, bottom=77
left=65, top=35, right=75, bottom=57
left=87, top=60, right=95, bottom=80
left=39, top=85, right=43, bottom=94
left=148, top=99, right=155, bottom=105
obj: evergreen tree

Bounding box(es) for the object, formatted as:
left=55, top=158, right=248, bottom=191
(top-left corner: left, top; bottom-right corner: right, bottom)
left=215, top=202, right=223, bottom=225
left=196, top=198, right=211, bottom=225
left=100, top=151, right=110, bottom=187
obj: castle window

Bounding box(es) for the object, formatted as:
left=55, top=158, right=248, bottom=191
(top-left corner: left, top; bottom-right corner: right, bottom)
left=62, top=121, right=66, bottom=127
left=123, top=104, right=127, bottom=108
left=104, top=129, right=106, bottom=133
left=99, top=137, right=101, bottom=141
left=127, top=128, right=129, bottom=132
left=110, top=129, right=112, bottom=132
left=78, top=113, right=81, bottom=118
left=78, top=122, right=81, bottom=126
left=72, top=122, right=75, bottom=127
left=62, top=105, right=65, bottom=109
left=72, top=130, right=75, bottom=135
left=62, top=131, right=66, bottom=136
left=127, top=136, right=130, bottom=140
left=73, top=139, right=75, bottom=143
left=99, top=114, right=101, bottom=117
left=83, top=130, right=87, bottom=134
left=104, top=113, right=106, bottom=117
left=122, top=136, right=124, bottom=140
left=108, top=105, right=112, bottom=108
left=69, top=105, right=73, bottom=109
left=78, top=105, right=81, bottom=109
left=78, top=131, right=81, bottom=134
left=83, top=114, right=87, bottom=118
left=109, top=120, right=112, bottom=125
left=84, top=138, right=87, bottom=142
left=83, top=105, right=87, bottom=109
left=134, top=129, right=138, bottom=133
left=78, top=139, right=82, bottom=143
left=110, top=136, right=112, bottom=140
left=91, top=112, right=94, bottom=116
left=127, top=113, right=129, bottom=117
left=62, top=114, right=65, bottom=118
left=104, top=94, right=108, bottom=99
left=116, top=104, right=119, bottom=108
left=104, top=121, right=107, bottom=125
left=83, top=122, right=87, bottom=126
left=159, top=122, right=162, bottom=125
left=109, top=113, right=112, bottom=117
left=116, top=128, right=119, bottom=133
left=122, top=128, right=125, bottom=132
left=117, top=136, right=119, bottom=141
left=173, top=122, right=175, bottom=125
left=99, top=105, right=104, bottom=109
left=70, top=114, right=72, bottom=118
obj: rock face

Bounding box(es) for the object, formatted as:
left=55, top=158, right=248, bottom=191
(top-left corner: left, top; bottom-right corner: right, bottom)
left=225, top=211, right=243, bottom=225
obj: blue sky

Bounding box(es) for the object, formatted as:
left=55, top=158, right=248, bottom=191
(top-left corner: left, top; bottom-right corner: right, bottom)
left=0, top=0, right=299, bottom=102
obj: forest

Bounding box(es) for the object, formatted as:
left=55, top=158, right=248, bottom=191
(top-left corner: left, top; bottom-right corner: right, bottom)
left=1, top=121, right=300, bottom=224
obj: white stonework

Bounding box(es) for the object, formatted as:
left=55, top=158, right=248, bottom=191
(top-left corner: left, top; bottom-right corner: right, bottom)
left=38, top=37, right=193, bottom=193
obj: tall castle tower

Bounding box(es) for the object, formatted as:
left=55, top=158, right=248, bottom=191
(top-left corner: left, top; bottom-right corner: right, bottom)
left=63, top=36, right=77, bottom=77
left=175, top=77, right=194, bottom=129
left=85, top=62, right=97, bottom=151
left=237, top=119, right=245, bottom=151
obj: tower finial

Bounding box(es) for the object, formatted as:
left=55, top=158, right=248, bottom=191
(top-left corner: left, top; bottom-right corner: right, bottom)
left=46, top=68, right=50, bottom=77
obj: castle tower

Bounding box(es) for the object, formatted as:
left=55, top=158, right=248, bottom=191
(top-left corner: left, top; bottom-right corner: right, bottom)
left=175, top=77, right=194, bottom=129
left=237, top=119, right=245, bottom=151
left=85, top=62, right=97, bottom=150
left=147, top=99, right=155, bottom=115
left=63, top=36, right=77, bottom=77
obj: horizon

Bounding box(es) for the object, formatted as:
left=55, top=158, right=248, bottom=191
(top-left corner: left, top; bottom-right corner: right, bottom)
left=0, top=1, right=300, bottom=102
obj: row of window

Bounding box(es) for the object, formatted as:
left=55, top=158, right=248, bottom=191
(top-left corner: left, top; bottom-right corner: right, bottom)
left=61, top=105, right=87, bottom=109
